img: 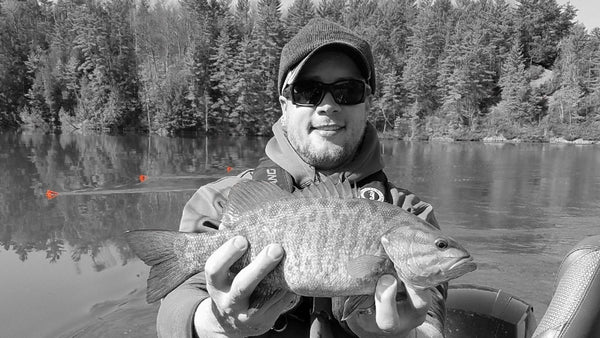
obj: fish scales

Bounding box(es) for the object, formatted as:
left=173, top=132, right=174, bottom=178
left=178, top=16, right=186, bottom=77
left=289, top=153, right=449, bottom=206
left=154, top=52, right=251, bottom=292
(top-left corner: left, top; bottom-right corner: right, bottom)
left=223, top=197, right=395, bottom=296
left=291, top=199, right=381, bottom=295
left=125, top=178, right=476, bottom=305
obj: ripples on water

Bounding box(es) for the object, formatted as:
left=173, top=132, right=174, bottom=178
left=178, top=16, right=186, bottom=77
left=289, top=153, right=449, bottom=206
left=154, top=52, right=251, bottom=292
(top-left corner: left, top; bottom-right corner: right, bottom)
left=1, top=132, right=599, bottom=337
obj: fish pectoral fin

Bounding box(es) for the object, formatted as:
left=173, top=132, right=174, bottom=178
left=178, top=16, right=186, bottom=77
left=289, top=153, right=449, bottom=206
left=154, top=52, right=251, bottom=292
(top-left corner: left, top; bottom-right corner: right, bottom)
left=346, top=255, right=388, bottom=279
left=341, top=294, right=374, bottom=321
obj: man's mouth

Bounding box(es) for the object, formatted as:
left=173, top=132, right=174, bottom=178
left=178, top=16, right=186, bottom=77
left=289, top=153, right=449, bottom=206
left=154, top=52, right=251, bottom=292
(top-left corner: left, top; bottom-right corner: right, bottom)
left=311, top=124, right=344, bottom=132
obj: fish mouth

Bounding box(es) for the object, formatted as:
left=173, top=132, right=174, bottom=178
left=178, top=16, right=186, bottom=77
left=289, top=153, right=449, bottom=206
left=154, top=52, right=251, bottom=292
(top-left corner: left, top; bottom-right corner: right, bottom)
left=449, top=255, right=477, bottom=273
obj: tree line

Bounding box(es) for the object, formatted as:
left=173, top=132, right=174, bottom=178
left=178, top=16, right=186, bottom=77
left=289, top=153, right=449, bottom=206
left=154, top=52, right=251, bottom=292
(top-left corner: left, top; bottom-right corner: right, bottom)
left=1, top=0, right=599, bottom=140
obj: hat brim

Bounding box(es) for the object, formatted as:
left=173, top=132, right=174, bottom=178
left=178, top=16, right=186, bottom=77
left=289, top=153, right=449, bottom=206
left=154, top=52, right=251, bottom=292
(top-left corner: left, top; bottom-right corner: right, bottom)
left=280, top=43, right=372, bottom=95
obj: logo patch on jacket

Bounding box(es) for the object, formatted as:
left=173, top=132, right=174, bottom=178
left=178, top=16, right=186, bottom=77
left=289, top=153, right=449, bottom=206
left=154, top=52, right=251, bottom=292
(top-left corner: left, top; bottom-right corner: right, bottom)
left=359, top=187, right=385, bottom=201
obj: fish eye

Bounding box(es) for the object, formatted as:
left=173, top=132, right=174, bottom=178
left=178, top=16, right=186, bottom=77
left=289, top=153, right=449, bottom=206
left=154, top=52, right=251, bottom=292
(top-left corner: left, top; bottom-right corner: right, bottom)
left=435, top=238, right=449, bottom=250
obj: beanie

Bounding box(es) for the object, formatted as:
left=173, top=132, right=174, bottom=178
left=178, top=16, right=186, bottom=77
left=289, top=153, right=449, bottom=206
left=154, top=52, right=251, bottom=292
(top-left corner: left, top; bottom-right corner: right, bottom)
left=278, top=18, right=376, bottom=95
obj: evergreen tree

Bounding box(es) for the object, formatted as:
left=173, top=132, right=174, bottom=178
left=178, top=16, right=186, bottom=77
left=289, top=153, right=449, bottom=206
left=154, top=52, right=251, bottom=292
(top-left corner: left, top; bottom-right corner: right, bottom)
left=209, top=27, right=236, bottom=130
left=284, top=0, right=315, bottom=38
left=438, top=0, right=496, bottom=133
left=234, top=0, right=253, bottom=39
left=490, top=38, right=532, bottom=134
left=402, top=0, right=450, bottom=123
left=231, top=36, right=263, bottom=134
left=516, top=0, right=576, bottom=68
left=252, top=0, right=285, bottom=134
left=371, top=69, right=402, bottom=133
left=316, top=0, right=345, bottom=23
left=0, top=0, right=51, bottom=128
left=550, top=24, right=587, bottom=128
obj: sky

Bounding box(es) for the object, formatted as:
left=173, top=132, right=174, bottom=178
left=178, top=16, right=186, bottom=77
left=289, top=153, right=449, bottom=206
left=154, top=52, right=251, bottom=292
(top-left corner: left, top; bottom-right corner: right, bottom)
left=557, top=0, right=600, bottom=30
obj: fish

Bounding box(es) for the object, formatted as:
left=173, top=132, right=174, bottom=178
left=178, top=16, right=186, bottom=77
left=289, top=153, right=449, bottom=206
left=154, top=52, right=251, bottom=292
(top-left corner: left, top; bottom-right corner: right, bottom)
left=125, top=177, right=476, bottom=319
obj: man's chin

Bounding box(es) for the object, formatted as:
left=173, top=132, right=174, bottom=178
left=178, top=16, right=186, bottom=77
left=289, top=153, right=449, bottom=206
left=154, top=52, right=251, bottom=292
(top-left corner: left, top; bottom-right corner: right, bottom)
left=301, top=143, right=351, bottom=170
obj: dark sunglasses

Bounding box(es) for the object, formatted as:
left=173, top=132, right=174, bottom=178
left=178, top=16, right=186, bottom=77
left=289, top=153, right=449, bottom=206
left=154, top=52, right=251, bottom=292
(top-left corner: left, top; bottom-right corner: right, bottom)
left=283, top=79, right=369, bottom=106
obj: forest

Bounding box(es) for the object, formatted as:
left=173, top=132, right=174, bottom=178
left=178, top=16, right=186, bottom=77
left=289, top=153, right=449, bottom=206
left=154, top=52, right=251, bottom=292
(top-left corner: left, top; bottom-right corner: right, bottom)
left=1, top=0, right=599, bottom=141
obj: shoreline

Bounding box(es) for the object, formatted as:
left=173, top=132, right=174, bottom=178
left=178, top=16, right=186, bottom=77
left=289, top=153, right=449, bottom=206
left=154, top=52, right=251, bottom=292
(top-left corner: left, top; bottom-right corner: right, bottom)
left=5, top=127, right=600, bottom=144
left=377, top=133, right=600, bottom=144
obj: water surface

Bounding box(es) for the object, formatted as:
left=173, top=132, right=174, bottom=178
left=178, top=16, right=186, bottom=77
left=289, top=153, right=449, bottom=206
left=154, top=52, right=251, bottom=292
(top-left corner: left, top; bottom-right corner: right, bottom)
left=1, top=132, right=598, bottom=337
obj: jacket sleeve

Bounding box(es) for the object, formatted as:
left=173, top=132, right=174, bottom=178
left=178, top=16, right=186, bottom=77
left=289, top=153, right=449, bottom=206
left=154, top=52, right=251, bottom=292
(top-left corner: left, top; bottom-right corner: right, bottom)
left=389, top=184, right=447, bottom=337
left=156, top=174, right=251, bottom=338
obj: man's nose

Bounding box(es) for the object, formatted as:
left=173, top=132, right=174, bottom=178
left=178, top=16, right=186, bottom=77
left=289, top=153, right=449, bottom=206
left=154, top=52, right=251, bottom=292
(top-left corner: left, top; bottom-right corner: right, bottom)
left=316, top=91, right=340, bottom=113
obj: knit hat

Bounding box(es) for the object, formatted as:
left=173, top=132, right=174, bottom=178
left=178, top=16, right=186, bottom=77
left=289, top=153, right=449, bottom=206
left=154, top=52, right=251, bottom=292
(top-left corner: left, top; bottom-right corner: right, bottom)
left=278, top=18, right=376, bottom=95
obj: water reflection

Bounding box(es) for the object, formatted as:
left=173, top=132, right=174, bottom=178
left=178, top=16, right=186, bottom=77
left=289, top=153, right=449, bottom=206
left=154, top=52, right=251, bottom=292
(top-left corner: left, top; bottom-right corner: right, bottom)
left=0, top=132, right=268, bottom=266
left=0, top=131, right=268, bottom=338
left=1, top=133, right=599, bottom=337
left=381, top=140, right=600, bottom=317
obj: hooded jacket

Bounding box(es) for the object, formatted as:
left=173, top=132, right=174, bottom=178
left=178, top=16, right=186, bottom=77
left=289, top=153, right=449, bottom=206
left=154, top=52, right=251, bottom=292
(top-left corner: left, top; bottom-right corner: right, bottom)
left=156, top=121, right=444, bottom=338
left=264, top=120, right=385, bottom=189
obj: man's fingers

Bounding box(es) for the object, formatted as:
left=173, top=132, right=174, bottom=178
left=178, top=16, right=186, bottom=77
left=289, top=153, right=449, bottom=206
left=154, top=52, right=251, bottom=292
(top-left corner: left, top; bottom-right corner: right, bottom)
left=230, top=244, right=284, bottom=302
left=405, top=285, right=430, bottom=311
left=374, top=274, right=401, bottom=332
left=205, top=236, right=248, bottom=291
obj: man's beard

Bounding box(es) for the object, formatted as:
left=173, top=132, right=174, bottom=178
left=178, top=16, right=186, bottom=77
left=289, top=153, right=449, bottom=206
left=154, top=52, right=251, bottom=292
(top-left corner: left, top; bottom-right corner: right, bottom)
left=285, top=128, right=364, bottom=171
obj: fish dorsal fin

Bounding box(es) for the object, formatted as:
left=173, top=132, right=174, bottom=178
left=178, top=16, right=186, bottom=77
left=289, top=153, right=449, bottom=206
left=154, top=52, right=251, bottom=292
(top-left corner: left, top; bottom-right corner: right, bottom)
left=293, top=176, right=359, bottom=199
left=224, top=180, right=293, bottom=221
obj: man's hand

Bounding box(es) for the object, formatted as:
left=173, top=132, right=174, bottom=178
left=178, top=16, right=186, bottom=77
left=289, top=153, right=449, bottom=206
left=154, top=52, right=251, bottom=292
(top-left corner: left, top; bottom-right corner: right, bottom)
left=194, top=236, right=298, bottom=337
left=346, top=275, right=432, bottom=338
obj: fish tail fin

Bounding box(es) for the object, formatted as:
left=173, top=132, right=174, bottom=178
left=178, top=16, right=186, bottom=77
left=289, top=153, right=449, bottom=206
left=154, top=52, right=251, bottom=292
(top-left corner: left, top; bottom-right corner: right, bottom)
left=125, top=230, right=204, bottom=303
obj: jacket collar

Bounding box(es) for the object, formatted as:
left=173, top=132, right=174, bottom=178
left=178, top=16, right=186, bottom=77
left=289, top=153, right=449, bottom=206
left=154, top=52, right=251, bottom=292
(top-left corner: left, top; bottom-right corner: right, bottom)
left=265, top=119, right=385, bottom=188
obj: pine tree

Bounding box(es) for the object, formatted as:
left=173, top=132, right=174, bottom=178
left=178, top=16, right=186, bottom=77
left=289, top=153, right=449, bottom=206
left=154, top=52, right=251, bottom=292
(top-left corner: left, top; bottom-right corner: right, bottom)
left=284, top=0, right=315, bottom=38
left=253, top=0, right=285, bottom=134
left=316, top=0, right=345, bottom=23
left=0, top=0, right=51, bottom=128
left=371, top=69, right=401, bottom=133
left=402, top=0, right=450, bottom=122
left=550, top=25, right=587, bottom=127
left=438, top=0, right=496, bottom=133
left=490, top=38, right=531, bottom=134
left=231, top=36, right=263, bottom=134
left=234, top=0, right=253, bottom=39
left=516, top=0, right=576, bottom=68
left=209, top=27, right=236, bottom=129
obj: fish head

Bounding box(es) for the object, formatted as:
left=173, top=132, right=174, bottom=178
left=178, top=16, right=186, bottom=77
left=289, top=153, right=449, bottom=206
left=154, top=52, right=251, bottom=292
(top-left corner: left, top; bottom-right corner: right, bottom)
left=380, top=226, right=477, bottom=289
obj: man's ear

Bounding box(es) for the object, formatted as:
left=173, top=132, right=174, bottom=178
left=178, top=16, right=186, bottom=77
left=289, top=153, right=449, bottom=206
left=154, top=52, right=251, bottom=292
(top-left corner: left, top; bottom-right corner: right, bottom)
left=279, top=96, right=289, bottom=127
left=279, top=95, right=288, bottom=112
left=365, top=94, right=373, bottom=112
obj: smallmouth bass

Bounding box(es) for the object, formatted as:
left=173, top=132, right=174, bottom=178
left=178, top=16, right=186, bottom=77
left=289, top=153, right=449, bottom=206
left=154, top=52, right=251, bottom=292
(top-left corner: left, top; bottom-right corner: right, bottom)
left=125, top=178, right=476, bottom=318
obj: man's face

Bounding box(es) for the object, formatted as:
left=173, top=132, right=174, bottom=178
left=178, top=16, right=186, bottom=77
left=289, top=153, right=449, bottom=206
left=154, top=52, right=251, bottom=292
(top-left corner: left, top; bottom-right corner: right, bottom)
left=279, top=50, right=371, bottom=171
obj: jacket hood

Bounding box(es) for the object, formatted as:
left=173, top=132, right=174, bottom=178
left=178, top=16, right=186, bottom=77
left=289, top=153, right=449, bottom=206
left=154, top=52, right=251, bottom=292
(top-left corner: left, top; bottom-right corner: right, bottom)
left=265, top=119, right=385, bottom=188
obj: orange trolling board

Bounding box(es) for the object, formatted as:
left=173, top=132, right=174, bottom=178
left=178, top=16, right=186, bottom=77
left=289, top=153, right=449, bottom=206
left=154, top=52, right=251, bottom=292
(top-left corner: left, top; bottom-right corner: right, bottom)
left=45, top=190, right=59, bottom=200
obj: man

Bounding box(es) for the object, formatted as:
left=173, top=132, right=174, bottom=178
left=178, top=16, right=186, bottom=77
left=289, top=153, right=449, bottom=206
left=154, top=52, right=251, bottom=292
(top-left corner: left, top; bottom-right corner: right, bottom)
left=157, top=18, right=446, bottom=338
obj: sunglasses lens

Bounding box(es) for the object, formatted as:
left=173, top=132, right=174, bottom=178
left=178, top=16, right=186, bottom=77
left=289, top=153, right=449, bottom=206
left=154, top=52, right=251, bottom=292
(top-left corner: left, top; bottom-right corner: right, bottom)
left=332, top=80, right=365, bottom=105
left=289, top=80, right=366, bottom=106
left=292, top=82, right=323, bottom=105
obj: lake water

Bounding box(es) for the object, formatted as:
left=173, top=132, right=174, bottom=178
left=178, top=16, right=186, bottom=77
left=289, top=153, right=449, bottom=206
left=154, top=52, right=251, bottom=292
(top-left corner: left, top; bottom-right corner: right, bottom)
left=1, top=131, right=599, bottom=338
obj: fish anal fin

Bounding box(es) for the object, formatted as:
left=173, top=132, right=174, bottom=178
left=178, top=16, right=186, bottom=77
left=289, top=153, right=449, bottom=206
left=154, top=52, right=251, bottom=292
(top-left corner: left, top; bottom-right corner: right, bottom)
left=341, top=295, right=374, bottom=321
left=346, top=255, right=389, bottom=279
left=224, top=180, right=293, bottom=221
left=248, top=288, right=289, bottom=314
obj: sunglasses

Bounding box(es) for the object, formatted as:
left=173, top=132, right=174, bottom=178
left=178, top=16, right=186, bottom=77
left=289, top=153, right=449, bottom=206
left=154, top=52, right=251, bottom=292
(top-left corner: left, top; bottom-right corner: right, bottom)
left=283, top=79, right=369, bottom=106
